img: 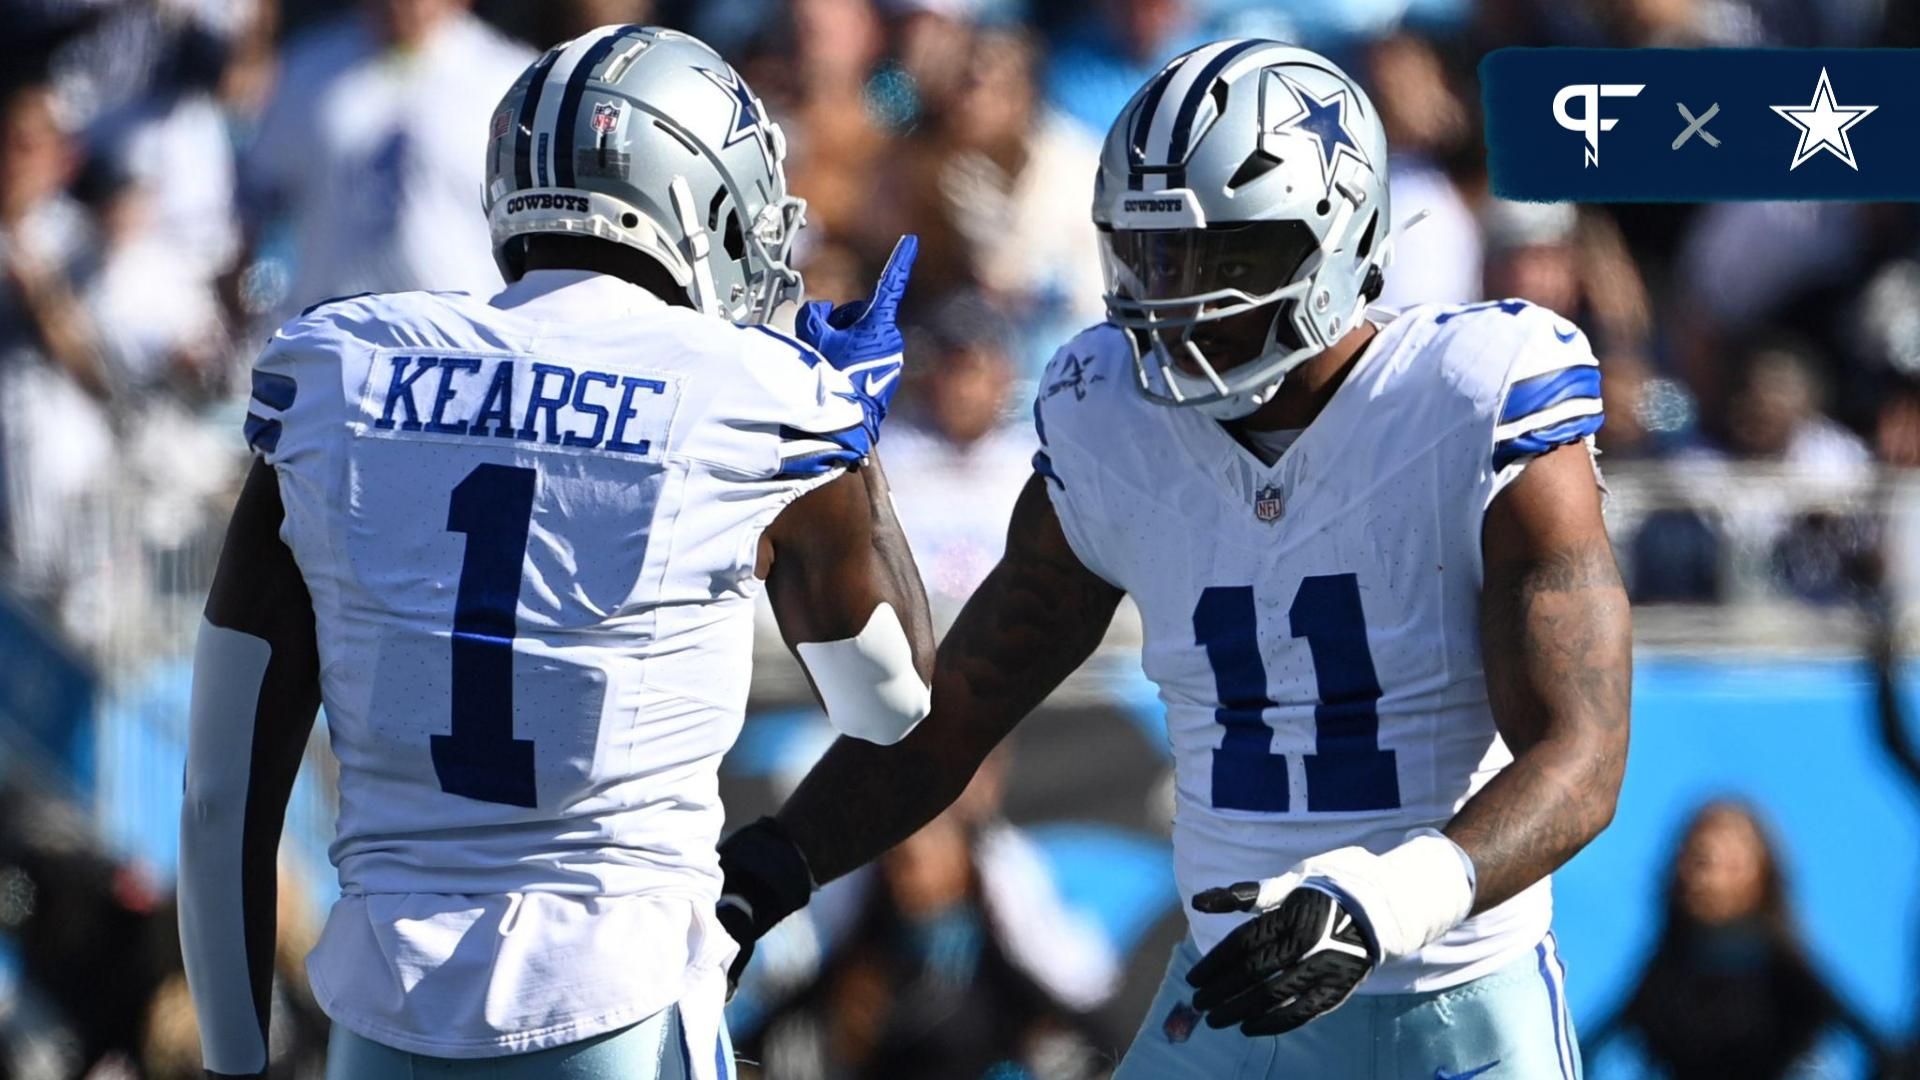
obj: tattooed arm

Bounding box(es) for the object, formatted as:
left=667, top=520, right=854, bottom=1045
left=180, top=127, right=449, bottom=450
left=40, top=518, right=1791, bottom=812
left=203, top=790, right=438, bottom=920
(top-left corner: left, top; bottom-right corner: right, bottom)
left=716, top=475, right=1121, bottom=981
left=775, top=473, right=1125, bottom=883
left=1446, top=441, right=1632, bottom=913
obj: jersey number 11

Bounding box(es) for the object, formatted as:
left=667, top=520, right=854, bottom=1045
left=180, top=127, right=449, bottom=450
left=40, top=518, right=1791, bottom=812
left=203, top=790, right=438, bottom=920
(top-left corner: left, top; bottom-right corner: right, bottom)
left=1194, top=574, right=1401, bottom=813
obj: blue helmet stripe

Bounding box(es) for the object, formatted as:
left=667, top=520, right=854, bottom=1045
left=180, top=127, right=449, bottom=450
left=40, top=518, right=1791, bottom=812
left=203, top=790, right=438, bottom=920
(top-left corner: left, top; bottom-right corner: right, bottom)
left=1164, top=39, right=1271, bottom=188
left=553, top=25, right=641, bottom=188
left=1130, top=57, right=1189, bottom=166
left=512, top=49, right=563, bottom=189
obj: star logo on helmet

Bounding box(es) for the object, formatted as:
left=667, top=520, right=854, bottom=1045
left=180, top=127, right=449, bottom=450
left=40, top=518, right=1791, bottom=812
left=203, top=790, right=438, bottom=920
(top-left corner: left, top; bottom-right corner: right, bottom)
left=1264, top=72, right=1370, bottom=193
left=698, top=66, right=763, bottom=147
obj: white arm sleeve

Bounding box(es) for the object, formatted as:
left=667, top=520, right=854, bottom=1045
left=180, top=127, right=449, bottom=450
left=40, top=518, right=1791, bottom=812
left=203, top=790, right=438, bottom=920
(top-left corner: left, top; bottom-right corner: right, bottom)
left=795, top=602, right=931, bottom=745
left=178, top=619, right=273, bottom=1077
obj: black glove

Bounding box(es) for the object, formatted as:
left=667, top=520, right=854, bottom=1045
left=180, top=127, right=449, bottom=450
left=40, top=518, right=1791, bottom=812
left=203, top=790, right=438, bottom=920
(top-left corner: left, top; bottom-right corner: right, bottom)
left=1185, top=882, right=1377, bottom=1037
left=715, top=817, right=814, bottom=996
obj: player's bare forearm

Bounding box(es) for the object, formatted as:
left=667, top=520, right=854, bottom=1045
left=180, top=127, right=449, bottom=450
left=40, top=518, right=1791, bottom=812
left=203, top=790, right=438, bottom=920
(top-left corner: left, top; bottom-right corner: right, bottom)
left=857, top=454, right=935, bottom=681
left=1447, top=443, right=1631, bottom=914
left=766, top=453, right=933, bottom=677
left=776, top=474, right=1123, bottom=884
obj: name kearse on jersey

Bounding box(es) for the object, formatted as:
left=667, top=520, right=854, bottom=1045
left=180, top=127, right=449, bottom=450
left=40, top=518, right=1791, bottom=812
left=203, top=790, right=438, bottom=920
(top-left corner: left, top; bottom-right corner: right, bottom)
left=363, top=352, right=678, bottom=457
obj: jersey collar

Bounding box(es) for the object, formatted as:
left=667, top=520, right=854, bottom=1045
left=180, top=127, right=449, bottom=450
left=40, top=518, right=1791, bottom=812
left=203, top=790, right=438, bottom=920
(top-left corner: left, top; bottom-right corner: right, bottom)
left=490, top=269, right=670, bottom=320
left=1172, top=312, right=1412, bottom=515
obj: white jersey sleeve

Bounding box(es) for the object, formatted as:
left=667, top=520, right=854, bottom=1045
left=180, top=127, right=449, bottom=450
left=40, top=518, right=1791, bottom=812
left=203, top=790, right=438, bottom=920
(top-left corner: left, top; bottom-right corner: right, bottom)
left=1031, top=324, right=1136, bottom=589
left=1424, top=299, right=1605, bottom=506
left=243, top=296, right=365, bottom=467
left=676, top=323, right=868, bottom=483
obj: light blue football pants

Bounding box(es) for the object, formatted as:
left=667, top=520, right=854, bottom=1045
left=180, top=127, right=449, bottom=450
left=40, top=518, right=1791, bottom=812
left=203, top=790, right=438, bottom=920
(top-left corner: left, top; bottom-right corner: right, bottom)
left=325, top=1005, right=735, bottom=1080
left=1115, top=933, right=1581, bottom=1080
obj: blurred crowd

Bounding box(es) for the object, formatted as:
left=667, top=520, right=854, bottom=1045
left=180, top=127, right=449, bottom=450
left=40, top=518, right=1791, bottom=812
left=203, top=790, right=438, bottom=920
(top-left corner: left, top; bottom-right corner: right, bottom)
left=0, top=0, right=1917, bottom=637
left=5, top=0, right=1920, bottom=1076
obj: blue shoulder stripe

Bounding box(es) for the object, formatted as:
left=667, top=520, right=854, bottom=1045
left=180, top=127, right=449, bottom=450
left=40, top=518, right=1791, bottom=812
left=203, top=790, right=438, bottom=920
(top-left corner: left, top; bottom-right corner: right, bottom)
left=298, top=291, right=376, bottom=318
left=243, top=413, right=282, bottom=455
left=1493, top=412, right=1603, bottom=469
left=250, top=370, right=297, bottom=412
left=775, top=448, right=862, bottom=479
left=775, top=420, right=870, bottom=479
left=1500, top=364, right=1601, bottom=425
left=745, top=324, right=823, bottom=367
left=1033, top=450, right=1064, bottom=489
left=777, top=421, right=868, bottom=450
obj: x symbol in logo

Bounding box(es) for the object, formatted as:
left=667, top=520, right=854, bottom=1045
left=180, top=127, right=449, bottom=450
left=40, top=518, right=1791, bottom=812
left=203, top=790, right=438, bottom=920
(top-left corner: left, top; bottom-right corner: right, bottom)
left=1673, top=101, right=1721, bottom=149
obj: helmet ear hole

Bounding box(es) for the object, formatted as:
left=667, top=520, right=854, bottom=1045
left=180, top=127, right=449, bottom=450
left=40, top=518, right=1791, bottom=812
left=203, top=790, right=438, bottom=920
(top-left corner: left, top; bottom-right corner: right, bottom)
left=1355, top=211, right=1378, bottom=261
left=722, top=209, right=746, bottom=262
left=1226, top=149, right=1282, bottom=192
left=621, top=212, right=640, bottom=229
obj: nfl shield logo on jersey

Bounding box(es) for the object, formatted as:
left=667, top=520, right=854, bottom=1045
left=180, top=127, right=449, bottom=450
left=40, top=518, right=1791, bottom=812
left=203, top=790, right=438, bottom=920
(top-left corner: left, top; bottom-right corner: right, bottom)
left=1254, top=483, right=1284, bottom=523
left=591, top=101, right=622, bottom=136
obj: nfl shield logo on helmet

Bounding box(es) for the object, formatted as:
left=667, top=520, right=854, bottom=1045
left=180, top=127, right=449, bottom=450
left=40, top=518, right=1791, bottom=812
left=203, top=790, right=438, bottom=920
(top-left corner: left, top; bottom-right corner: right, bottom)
left=591, top=101, right=623, bottom=136
left=1254, top=483, right=1284, bottom=523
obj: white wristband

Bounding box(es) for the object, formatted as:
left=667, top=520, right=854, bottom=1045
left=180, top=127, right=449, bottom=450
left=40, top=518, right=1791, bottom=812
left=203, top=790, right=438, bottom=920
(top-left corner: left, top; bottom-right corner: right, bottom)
left=1298, top=829, right=1477, bottom=962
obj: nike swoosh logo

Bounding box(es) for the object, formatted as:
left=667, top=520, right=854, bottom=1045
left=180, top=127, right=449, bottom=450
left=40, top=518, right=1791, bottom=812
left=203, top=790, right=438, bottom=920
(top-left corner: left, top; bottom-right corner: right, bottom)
left=861, top=368, right=899, bottom=396
left=1436, top=1060, right=1500, bottom=1080
left=1553, top=327, right=1578, bottom=344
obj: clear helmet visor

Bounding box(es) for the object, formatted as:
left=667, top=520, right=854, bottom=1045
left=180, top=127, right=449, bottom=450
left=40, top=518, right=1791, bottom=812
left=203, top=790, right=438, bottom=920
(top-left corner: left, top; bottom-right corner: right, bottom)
left=1100, top=220, right=1320, bottom=311
left=1100, top=220, right=1323, bottom=410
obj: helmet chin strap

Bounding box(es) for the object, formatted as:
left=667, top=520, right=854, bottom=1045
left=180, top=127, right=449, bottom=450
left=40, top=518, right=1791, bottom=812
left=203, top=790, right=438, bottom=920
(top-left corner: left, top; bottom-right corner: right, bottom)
left=1199, top=282, right=1378, bottom=422
left=669, top=175, right=723, bottom=318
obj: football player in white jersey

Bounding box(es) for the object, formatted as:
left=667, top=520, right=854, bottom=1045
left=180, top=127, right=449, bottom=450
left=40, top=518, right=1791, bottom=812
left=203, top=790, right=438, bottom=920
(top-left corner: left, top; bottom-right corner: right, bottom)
left=179, top=26, right=934, bottom=1080
left=714, top=41, right=1630, bottom=1080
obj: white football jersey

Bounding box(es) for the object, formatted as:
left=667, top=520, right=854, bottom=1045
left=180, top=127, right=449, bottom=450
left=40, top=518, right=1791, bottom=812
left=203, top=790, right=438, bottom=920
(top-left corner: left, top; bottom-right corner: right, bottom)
left=1034, top=300, right=1604, bottom=994
left=243, top=270, right=864, bottom=1059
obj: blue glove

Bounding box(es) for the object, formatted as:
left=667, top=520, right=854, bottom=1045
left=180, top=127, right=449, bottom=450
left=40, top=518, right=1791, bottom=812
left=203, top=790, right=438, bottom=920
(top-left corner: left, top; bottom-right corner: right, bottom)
left=795, top=234, right=917, bottom=446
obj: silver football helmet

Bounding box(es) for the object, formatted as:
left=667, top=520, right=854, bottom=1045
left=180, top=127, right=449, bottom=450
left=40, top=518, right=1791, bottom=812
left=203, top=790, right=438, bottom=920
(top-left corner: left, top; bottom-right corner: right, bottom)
left=484, top=25, right=804, bottom=323
left=1094, top=40, right=1393, bottom=419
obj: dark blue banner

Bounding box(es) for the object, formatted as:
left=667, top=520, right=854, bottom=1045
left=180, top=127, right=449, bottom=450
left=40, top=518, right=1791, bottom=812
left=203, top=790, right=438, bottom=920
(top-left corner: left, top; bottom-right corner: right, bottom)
left=1483, top=48, right=1920, bottom=202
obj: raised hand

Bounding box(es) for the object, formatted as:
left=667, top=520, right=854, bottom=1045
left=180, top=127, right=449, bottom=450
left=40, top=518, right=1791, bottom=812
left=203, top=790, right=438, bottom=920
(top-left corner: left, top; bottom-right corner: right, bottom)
left=794, top=234, right=918, bottom=445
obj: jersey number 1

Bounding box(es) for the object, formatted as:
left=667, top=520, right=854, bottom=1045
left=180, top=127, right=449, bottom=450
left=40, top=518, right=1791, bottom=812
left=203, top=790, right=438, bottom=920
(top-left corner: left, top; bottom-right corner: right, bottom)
left=1193, top=574, right=1400, bottom=813
left=431, top=464, right=539, bottom=808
